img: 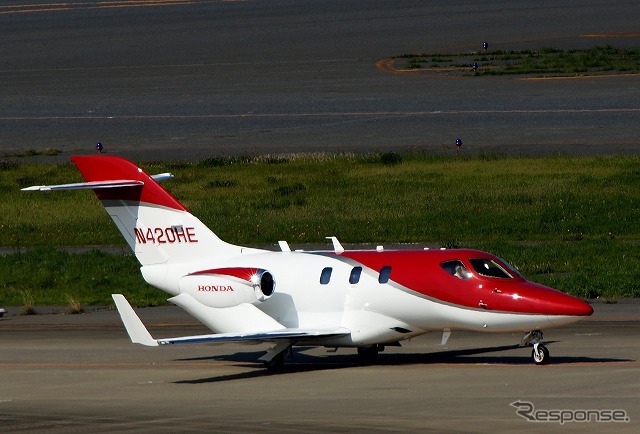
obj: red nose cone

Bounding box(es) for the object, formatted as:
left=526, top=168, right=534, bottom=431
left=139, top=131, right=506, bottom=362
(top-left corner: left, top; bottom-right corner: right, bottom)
left=532, top=284, right=594, bottom=316
left=556, top=294, right=594, bottom=317
left=503, top=281, right=594, bottom=316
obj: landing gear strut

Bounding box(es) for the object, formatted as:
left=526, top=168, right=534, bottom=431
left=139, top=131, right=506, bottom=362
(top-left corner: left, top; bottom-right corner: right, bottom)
left=259, top=342, right=293, bottom=370
left=521, top=330, right=549, bottom=365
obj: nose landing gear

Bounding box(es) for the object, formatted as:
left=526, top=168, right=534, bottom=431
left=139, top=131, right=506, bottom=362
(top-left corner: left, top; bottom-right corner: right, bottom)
left=521, top=330, right=549, bottom=365
left=531, top=342, right=550, bottom=365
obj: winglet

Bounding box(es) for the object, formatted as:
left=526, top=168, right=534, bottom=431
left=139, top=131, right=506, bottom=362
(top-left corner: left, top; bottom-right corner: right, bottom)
left=326, top=236, right=345, bottom=253
left=111, top=294, right=159, bottom=347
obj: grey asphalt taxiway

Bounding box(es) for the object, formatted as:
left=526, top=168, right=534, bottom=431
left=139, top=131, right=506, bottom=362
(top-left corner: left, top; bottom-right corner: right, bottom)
left=1, top=303, right=639, bottom=432
left=1, top=0, right=639, bottom=160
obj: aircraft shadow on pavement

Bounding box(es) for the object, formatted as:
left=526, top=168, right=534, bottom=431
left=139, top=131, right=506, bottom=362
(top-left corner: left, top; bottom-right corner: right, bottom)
left=174, top=343, right=632, bottom=384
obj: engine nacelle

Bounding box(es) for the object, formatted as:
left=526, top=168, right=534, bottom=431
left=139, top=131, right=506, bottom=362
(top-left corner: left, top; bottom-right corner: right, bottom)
left=179, top=267, right=275, bottom=308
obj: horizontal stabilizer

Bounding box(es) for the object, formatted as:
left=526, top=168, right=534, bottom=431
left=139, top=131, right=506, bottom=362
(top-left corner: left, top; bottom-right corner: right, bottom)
left=112, top=294, right=158, bottom=347
left=22, top=180, right=144, bottom=191
left=22, top=172, right=172, bottom=191
left=111, top=294, right=349, bottom=347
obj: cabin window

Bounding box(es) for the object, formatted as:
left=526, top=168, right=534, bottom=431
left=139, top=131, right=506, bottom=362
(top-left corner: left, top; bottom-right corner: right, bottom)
left=349, top=266, right=362, bottom=284
left=441, top=260, right=472, bottom=280
left=469, top=258, right=512, bottom=279
left=378, top=266, right=392, bottom=284
left=320, top=267, right=333, bottom=284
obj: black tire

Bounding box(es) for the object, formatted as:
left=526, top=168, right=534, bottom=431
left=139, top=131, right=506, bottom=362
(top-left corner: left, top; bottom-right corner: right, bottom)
left=531, top=344, right=550, bottom=365
left=263, top=352, right=286, bottom=371
left=357, top=346, right=378, bottom=362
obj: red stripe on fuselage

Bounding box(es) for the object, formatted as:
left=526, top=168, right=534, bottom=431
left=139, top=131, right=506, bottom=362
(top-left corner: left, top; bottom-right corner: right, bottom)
left=190, top=267, right=260, bottom=283
left=334, top=249, right=592, bottom=317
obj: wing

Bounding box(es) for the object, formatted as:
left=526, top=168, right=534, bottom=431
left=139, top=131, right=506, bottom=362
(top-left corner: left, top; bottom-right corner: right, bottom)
left=111, top=294, right=350, bottom=347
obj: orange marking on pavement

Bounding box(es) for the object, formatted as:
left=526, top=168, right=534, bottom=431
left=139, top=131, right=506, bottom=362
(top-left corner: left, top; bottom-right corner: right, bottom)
left=376, top=57, right=501, bottom=75
left=375, top=58, right=399, bottom=74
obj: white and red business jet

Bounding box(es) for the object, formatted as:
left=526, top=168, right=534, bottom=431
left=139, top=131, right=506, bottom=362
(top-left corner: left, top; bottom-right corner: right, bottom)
left=25, top=156, right=593, bottom=369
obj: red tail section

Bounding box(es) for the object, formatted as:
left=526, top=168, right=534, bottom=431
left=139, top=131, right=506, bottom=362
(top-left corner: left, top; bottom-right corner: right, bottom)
left=69, top=155, right=244, bottom=269
left=72, top=156, right=187, bottom=211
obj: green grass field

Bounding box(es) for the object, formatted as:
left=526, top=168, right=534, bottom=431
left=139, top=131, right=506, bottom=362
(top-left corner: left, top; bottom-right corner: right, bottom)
left=397, top=46, right=640, bottom=76
left=1, top=153, right=638, bottom=306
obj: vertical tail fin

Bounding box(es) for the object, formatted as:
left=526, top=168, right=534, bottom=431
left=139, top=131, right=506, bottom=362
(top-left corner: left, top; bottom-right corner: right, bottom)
left=71, top=156, right=242, bottom=266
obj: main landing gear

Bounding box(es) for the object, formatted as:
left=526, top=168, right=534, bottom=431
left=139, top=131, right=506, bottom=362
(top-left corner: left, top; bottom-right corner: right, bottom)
left=260, top=343, right=386, bottom=370
left=259, top=342, right=293, bottom=370
left=521, top=330, right=549, bottom=365
left=357, top=344, right=392, bottom=363
left=357, top=345, right=380, bottom=362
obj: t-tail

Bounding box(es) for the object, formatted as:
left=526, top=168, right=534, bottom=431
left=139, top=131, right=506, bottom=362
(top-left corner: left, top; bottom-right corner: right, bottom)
left=24, top=156, right=244, bottom=268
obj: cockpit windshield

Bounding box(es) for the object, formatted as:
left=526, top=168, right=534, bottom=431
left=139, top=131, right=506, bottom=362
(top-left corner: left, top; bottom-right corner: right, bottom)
left=497, top=257, right=523, bottom=278
left=469, top=258, right=513, bottom=279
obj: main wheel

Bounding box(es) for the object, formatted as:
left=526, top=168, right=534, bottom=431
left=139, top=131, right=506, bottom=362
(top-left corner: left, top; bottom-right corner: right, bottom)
left=263, top=352, right=286, bottom=371
left=357, top=345, right=379, bottom=362
left=531, top=344, right=550, bottom=365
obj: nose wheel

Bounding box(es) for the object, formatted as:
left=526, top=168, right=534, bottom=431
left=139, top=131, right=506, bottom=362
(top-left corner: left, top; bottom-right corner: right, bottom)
left=531, top=342, right=550, bottom=365
left=521, top=330, right=550, bottom=365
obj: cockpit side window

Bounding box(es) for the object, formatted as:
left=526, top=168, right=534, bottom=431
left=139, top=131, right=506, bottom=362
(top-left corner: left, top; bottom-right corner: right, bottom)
left=441, top=260, right=472, bottom=280
left=469, top=258, right=512, bottom=279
